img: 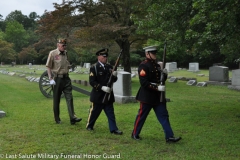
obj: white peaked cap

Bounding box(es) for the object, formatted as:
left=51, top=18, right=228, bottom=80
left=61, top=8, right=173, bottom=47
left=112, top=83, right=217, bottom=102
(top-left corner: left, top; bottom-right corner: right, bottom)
left=143, top=46, right=157, bottom=52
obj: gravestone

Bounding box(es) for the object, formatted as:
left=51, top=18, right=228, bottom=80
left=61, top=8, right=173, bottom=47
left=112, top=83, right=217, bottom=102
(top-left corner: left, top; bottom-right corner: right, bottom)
left=81, top=80, right=88, bottom=86
left=0, top=110, right=6, bottom=118
left=209, top=66, right=229, bottom=82
left=186, top=80, right=197, bottom=86
left=231, top=69, right=240, bottom=86
left=113, top=71, right=136, bottom=103
left=168, top=77, right=178, bottom=83
left=196, top=82, right=207, bottom=87
left=83, top=63, right=91, bottom=68
left=172, top=62, right=177, bottom=71
left=188, top=62, right=199, bottom=72
left=228, top=69, right=240, bottom=91
left=8, top=72, right=16, bottom=76
left=165, top=62, right=177, bottom=72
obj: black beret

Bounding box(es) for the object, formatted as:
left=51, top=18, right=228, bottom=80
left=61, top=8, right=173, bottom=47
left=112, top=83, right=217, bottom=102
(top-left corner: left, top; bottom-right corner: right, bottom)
left=96, top=48, right=108, bottom=57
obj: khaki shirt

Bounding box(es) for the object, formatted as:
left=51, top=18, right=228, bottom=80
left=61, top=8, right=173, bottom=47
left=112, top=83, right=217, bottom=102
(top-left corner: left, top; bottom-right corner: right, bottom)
left=46, top=48, right=70, bottom=75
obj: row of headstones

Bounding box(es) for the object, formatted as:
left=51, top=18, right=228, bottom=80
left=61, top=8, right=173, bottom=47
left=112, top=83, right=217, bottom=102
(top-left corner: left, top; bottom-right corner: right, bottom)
left=165, top=62, right=199, bottom=72
left=0, top=70, right=7, bottom=118
left=168, top=65, right=240, bottom=89
left=168, top=77, right=208, bottom=87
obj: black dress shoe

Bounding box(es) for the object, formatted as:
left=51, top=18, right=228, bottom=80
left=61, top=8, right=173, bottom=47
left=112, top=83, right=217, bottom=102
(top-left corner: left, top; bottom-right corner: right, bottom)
left=166, top=137, right=182, bottom=143
left=56, top=120, right=61, bottom=124
left=86, top=127, right=94, bottom=131
left=70, top=118, right=82, bottom=125
left=111, top=130, right=123, bottom=135
left=131, top=134, right=141, bottom=140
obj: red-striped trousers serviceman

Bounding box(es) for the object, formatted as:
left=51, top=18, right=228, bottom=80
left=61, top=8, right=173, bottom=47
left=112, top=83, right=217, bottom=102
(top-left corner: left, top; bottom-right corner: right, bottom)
left=131, top=45, right=181, bottom=143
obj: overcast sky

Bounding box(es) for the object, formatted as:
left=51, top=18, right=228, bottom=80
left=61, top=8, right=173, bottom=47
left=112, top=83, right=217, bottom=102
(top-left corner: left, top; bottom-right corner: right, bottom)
left=0, top=0, right=62, bottom=19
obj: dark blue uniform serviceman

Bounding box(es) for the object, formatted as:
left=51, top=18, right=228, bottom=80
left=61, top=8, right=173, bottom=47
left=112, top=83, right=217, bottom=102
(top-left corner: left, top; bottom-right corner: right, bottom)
left=131, top=46, right=181, bottom=143
left=86, top=48, right=123, bottom=135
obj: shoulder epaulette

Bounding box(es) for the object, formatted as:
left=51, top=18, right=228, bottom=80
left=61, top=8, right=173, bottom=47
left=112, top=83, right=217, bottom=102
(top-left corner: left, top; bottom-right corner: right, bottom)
left=141, top=59, right=148, bottom=64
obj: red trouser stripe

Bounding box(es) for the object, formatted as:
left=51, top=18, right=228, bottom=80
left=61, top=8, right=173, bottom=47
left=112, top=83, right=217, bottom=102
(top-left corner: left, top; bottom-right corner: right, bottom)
left=133, top=102, right=143, bottom=135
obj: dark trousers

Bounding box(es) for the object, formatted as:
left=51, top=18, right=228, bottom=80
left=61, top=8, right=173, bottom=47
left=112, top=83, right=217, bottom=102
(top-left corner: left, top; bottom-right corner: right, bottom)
left=132, top=102, right=174, bottom=139
left=86, top=103, right=118, bottom=132
left=53, top=77, right=75, bottom=121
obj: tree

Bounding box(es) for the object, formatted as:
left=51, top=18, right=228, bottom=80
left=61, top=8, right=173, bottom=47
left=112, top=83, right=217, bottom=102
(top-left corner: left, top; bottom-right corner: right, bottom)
left=5, top=10, right=38, bottom=30
left=133, top=0, right=194, bottom=67
left=18, top=46, right=38, bottom=64
left=36, top=0, right=151, bottom=72
left=186, top=0, right=240, bottom=68
left=0, top=39, right=16, bottom=63
left=4, top=21, right=29, bottom=53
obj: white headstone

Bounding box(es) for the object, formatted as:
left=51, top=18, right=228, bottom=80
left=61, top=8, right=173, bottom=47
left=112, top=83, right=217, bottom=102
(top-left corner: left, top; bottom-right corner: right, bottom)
left=188, top=63, right=199, bottom=72
left=113, top=71, right=136, bottom=103
left=231, top=69, right=240, bottom=86
left=85, top=63, right=91, bottom=68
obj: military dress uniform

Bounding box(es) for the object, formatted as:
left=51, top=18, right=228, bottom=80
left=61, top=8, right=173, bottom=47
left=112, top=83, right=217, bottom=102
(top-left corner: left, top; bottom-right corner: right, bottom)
left=46, top=39, right=81, bottom=125
left=86, top=48, right=122, bottom=135
left=132, top=46, right=181, bottom=142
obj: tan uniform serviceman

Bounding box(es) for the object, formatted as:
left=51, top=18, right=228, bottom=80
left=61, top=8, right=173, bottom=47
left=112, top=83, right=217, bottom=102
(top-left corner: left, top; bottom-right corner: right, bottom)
left=46, top=39, right=82, bottom=125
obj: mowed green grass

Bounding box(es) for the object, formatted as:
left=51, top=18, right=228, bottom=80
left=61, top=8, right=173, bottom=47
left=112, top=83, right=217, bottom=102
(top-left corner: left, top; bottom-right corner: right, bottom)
left=0, top=66, right=240, bottom=160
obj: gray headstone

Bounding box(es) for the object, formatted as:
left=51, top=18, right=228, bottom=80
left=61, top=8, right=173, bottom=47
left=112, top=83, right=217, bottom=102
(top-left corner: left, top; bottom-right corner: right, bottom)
left=209, top=66, right=229, bottom=82
left=168, top=77, right=178, bottom=83
left=165, top=62, right=177, bottom=72
left=186, top=80, right=197, bottom=86
left=81, top=80, right=88, bottom=86
left=113, top=71, right=136, bottom=103
left=188, top=63, right=199, bottom=72
left=0, top=111, right=6, bottom=118
left=231, top=69, right=240, bottom=86
left=196, top=82, right=207, bottom=87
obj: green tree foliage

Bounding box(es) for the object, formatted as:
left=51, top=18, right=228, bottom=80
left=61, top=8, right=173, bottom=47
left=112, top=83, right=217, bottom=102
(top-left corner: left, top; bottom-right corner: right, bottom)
left=186, top=0, right=240, bottom=67
left=36, top=0, right=150, bottom=72
left=4, top=21, right=29, bottom=53
left=133, top=0, right=194, bottom=67
left=0, top=15, right=6, bottom=31
left=5, top=10, right=38, bottom=30
left=0, top=39, right=16, bottom=62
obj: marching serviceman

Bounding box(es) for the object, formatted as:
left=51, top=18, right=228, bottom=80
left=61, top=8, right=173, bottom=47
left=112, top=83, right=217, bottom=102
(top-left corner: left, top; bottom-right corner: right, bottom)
left=86, top=48, right=123, bottom=135
left=131, top=46, right=181, bottom=142
left=46, top=38, right=82, bottom=125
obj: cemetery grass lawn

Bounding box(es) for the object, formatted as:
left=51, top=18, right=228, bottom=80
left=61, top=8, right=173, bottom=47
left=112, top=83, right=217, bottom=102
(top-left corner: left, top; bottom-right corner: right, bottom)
left=0, top=67, right=240, bottom=160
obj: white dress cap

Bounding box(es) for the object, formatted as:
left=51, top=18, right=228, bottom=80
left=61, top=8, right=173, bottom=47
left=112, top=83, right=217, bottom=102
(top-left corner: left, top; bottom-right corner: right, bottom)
left=143, top=46, right=157, bottom=52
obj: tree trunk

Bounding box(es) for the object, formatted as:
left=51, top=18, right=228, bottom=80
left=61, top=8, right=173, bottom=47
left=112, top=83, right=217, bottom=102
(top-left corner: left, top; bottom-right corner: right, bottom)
left=115, top=39, right=131, bottom=73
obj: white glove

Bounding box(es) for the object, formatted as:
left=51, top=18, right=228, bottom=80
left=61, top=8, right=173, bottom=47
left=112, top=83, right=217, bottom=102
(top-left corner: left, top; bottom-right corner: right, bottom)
left=113, top=71, right=117, bottom=77
left=101, top=86, right=111, bottom=93
left=162, top=68, right=168, bottom=74
left=158, top=85, right=165, bottom=91
left=49, top=79, right=56, bottom=85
